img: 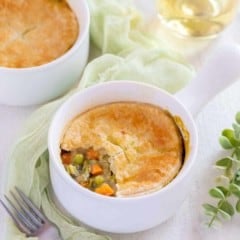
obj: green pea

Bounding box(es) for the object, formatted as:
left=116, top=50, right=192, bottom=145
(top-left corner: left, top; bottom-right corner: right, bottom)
left=94, top=175, right=104, bottom=186
left=73, top=154, right=84, bottom=165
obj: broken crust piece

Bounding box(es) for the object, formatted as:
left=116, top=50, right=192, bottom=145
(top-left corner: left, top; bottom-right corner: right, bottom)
left=0, top=0, right=78, bottom=68
left=61, top=102, right=184, bottom=197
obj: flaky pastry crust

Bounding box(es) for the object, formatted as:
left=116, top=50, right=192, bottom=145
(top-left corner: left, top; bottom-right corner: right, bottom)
left=61, top=102, right=184, bottom=196
left=0, top=0, right=78, bottom=68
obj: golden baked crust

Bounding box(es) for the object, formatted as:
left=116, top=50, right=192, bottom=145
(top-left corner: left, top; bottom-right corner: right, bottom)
left=61, top=102, right=184, bottom=197
left=0, top=0, right=78, bottom=68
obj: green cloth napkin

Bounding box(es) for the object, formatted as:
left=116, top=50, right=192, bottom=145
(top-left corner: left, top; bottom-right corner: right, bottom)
left=6, top=0, right=195, bottom=239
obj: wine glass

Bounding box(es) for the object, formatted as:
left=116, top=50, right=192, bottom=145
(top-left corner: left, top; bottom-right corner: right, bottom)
left=156, top=0, right=239, bottom=38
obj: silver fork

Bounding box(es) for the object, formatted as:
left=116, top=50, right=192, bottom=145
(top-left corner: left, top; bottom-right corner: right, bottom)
left=0, top=187, right=61, bottom=240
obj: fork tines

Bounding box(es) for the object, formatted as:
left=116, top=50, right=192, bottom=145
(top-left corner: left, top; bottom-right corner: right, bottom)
left=0, top=187, right=47, bottom=236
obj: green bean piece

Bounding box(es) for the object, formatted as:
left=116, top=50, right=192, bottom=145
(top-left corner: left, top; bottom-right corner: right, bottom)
left=73, top=153, right=84, bottom=165
left=67, top=164, right=79, bottom=176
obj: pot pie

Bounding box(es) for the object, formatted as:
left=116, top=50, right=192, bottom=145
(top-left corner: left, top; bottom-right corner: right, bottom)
left=0, top=0, right=78, bottom=68
left=60, top=102, right=185, bottom=197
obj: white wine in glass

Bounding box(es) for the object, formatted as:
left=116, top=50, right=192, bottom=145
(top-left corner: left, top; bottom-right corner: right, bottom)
left=156, top=0, right=238, bottom=38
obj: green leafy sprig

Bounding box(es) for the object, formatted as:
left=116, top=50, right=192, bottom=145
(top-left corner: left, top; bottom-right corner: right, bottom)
left=203, top=112, right=240, bottom=227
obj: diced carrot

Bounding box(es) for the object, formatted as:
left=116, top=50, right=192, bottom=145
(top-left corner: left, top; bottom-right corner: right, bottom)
left=86, top=148, right=99, bottom=160
left=61, top=153, right=71, bottom=164
left=90, top=164, right=103, bottom=175
left=95, top=183, right=115, bottom=196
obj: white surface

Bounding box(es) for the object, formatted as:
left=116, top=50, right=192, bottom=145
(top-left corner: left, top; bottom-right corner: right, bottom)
left=1, top=1, right=240, bottom=239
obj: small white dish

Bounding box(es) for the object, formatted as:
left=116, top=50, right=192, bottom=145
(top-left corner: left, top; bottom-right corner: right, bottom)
left=0, top=0, right=90, bottom=106
left=48, top=80, right=198, bottom=233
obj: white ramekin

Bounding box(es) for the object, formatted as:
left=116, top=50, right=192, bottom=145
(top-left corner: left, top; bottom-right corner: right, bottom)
left=0, top=0, right=90, bottom=106
left=48, top=81, right=198, bottom=233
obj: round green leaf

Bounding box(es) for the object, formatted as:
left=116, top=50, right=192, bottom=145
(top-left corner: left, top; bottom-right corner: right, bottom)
left=202, top=203, right=218, bottom=214
left=218, top=209, right=232, bottom=220
left=218, top=200, right=234, bottom=216
left=222, top=129, right=234, bottom=139
left=235, top=112, right=240, bottom=125
left=205, top=211, right=217, bottom=217
left=219, top=136, right=233, bottom=149
left=236, top=199, right=240, bottom=213
left=215, top=158, right=232, bottom=169
left=222, top=129, right=239, bottom=146
left=216, top=186, right=229, bottom=197
left=209, top=188, right=225, bottom=199
left=229, top=183, right=240, bottom=198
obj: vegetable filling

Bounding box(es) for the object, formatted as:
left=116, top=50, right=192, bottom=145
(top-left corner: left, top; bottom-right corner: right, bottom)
left=61, top=147, right=116, bottom=196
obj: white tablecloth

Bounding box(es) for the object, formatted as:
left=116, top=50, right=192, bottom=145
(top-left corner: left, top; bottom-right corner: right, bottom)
left=1, top=1, right=240, bottom=239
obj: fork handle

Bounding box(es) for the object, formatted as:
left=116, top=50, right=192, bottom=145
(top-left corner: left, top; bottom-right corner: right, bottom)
left=38, top=224, right=62, bottom=240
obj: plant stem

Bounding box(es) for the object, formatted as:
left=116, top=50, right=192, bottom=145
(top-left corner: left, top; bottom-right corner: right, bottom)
left=208, top=212, right=218, bottom=227
left=208, top=190, right=232, bottom=227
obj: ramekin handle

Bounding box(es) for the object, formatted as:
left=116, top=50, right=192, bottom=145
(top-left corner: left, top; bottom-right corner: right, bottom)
left=175, top=44, right=240, bottom=117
